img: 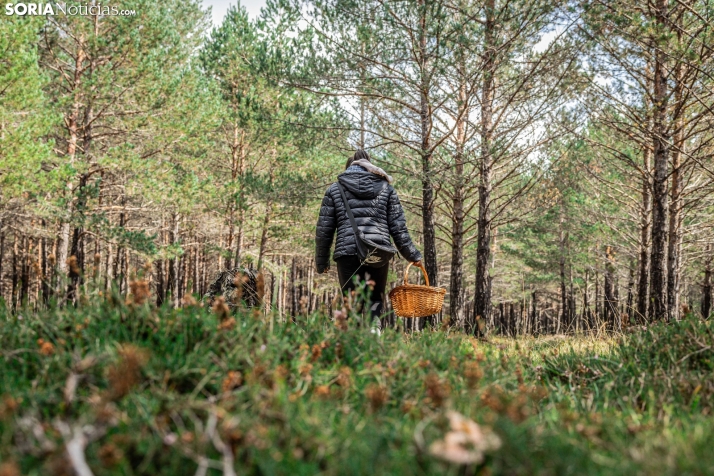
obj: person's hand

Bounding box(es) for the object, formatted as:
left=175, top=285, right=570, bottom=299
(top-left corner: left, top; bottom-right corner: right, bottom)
left=320, top=266, right=330, bottom=274
left=412, top=261, right=422, bottom=268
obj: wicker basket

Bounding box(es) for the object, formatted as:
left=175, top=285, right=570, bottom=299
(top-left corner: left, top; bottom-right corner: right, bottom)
left=389, top=263, right=446, bottom=318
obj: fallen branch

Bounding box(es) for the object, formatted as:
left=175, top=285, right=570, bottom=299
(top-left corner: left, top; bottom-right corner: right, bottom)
left=55, top=422, right=96, bottom=476
left=676, top=345, right=712, bottom=364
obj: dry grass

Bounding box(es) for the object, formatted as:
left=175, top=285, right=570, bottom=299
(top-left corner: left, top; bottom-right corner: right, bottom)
left=1, top=295, right=712, bottom=475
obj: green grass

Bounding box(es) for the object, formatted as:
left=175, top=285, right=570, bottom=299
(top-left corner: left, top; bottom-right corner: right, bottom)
left=0, top=292, right=713, bottom=475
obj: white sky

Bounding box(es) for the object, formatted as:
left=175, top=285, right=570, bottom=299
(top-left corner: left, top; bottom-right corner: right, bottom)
left=204, top=0, right=562, bottom=50
left=203, top=0, right=267, bottom=25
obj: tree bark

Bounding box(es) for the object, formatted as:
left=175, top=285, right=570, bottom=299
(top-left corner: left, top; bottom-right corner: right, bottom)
left=291, top=257, right=297, bottom=319
left=20, top=235, right=30, bottom=306
left=582, top=269, right=590, bottom=331
left=258, top=203, right=272, bottom=271
left=569, top=266, right=576, bottom=332
left=193, top=242, right=199, bottom=297
left=171, top=213, right=180, bottom=307
left=121, top=247, right=129, bottom=295
left=12, top=234, right=18, bottom=310
left=702, top=245, right=712, bottom=319
left=67, top=46, right=97, bottom=296
left=531, top=290, right=537, bottom=335
left=235, top=137, right=248, bottom=268
left=648, top=0, right=670, bottom=322
left=56, top=38, right=87, bottom=282
left=200, top=240, right=208, bottom=296
left=449, top=55, right=467, bottom=329
left=39, top=226, right=48, bottom=305
left=277, top=256, right=283, bottom=318
left=226, top=124, right=243, bottom=270
left=604, top=246, right=616, bottom=330
left=636, top=144, right=652, bottom=323
left=0, top=225, right=4, bottom=300
left=559, top=202, right=568, bottom=330
left=474, top=0, right=495, bottom=333
left=155, top=259, right=165, bottom=307
left=67, top=173, right=89, bottom=303
left=666, top=62, right=684, bottom=321
left=417, top=0, right=438, bottom=304
left=595, top=267, right=600, bottom=324
left=666, top=151, right=682, bottom=321
left=104, top=242, right=112, bottom=291
left=626, top=259, right=635, bottom=326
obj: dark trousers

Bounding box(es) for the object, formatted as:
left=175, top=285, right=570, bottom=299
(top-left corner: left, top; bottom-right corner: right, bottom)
left=336, top=255, right=389, bottom=321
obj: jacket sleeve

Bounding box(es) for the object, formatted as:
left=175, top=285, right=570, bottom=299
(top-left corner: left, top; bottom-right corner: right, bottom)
left=386, top=187, right=422, bottom=263
left=315, top=186, right=337, bottom=273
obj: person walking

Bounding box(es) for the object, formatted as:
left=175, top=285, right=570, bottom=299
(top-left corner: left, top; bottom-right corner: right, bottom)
left=315, top=149, right=422, bottom=332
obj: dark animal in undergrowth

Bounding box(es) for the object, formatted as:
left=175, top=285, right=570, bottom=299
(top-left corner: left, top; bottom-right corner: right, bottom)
left=203, top=267, right=260, bottom=310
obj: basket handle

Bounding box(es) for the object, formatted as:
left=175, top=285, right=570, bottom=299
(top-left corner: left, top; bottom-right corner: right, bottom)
left=404, top=262, right=429, bottom=287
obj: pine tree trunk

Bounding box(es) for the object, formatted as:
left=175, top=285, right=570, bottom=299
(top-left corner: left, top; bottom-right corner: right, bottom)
left=582, top=269, right=590, bottom=332
left=637, top=145, right=651, bottom=323
left=66, top=44, right=97, bottom=296
left=200, top=241, right=208, bottom=296
left=20, top=235, right=30, bottom=305
left=34, top=236, right=40, bottom=308
left=226, top=206, right=235, bottom=272
left=614, top=272, right=621, bottom=331
left=258, top=204, right=271, bottom=271
left=57, top=44, right=86, bottom=284
left=559, top=204, right=568, bottom=330
left=91, top=236, right=99, bottom=283
left=192, top=244, right=198, bottom=298
left=667, top=62, right=684, bottom=321
left=113, top=201, right=126, bottom=289
left=226, top=123, right=243, bottom=270
left=465, top=272, right=478, bottom=333
left=604, top=246, right=616, bottom=330
left=156, top=259, right=165, bottom=306
left=510, top=302, right=516, bottom=336
left=531, top=290, right=537, bottom=335
left=104, top=242, right=113, bottom=291
left=420, top=124, right=437, bottom=292
left=474, top=0, right=495, bottom=333
left=569, top=269, right=576, bottom=332
left=67, top=174, right=88, bottom=304
left=291, top=257, right=297, bottom=319
left=649, top=0, right=670, bottom=322
left=12, top=234, right=18, bottom=310
left=57, top=221, right=71, bottom=281
left=121, top=247, right=129, bottom=295
left=595, top=268, right=600, bottom=325
left=701, top=245, right=712, bottom=319
left=181, top=253, right=188, bottom=301
left=417, top=0, right=438, bottom=301
left=0, top=226, right=5, bottom=300
left=40, top=228, right=49, bottom=306
left=278, top=256, right=284, bottom=318
left=359, top=39, right=367, bottom=149
left=167, top=231, right=175, bottom=304
left=171, top=213, right=180, bottom=307
left=626, top=259, right=635, bottom=327
left=449, top=61, right=467, bottom=329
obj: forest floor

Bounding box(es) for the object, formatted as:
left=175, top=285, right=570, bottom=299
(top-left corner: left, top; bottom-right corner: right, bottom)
left=1, top=292, right=713, bottom=475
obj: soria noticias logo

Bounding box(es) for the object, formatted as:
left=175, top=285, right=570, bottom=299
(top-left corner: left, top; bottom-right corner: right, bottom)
left=4, top=2, right=137, bottom=16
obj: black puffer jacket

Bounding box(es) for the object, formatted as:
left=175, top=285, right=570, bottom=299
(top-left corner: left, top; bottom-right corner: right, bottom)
left=315, top=167, right=422, bottom=273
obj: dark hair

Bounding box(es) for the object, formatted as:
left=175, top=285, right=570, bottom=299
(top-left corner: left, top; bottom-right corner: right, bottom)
left=345, top=149, right=370, bottom=169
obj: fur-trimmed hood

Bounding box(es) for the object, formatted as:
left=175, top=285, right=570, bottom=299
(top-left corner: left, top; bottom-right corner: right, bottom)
left=352, top=159, right=393, bottom=184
